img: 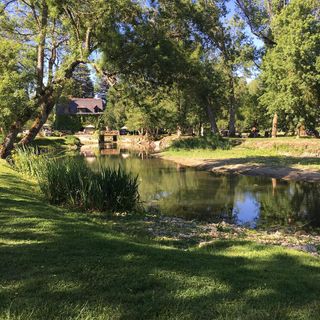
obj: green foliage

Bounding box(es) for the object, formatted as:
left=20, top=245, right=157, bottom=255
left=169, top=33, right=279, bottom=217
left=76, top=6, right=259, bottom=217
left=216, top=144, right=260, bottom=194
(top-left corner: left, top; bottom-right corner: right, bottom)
left=54, top=115, right=83, bottom=132
left=61, top=64, right=95, bottom=98
left=260, top=0, right=320, bottom=131
left=64, top=135, right=81, bottom=147
left=39, top=157, right=140, bottom=213
left=12, top=151, right=140, bottom=213
left=0, top=38, right=35, bottom=133
left=105, top=80, right=185, bottom=134
left=237, top=79, right=270, bottom=131
left=12, top=147, right=44, bottom=177
left=55, top=114, right=103, bottom=132
left=170, top=134, right=231, bottom=150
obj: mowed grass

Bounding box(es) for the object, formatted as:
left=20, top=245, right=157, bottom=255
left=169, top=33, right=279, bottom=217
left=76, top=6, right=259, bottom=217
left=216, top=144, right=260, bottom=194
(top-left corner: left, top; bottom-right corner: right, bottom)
left=164, top=137, right=320, bottom=170
left=31, top=136, right=81, bottom=151
left=0, top=161, right=320, bottom=319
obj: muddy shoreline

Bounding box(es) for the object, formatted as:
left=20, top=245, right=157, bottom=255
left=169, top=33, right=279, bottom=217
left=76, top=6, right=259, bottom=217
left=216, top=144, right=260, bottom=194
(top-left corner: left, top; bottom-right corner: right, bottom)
left=139, top=215, right=320, bottom=256
left=155, top=154, right=320, bottom=183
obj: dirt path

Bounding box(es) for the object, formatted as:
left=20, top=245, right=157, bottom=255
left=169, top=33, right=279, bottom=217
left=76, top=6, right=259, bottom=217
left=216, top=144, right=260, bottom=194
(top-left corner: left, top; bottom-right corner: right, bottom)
left=156, top=155, right=320, bottom=183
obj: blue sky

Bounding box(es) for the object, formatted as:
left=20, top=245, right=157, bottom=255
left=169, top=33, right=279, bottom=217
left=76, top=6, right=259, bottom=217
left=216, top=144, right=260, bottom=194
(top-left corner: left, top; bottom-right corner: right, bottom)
left=226, top=0, right=264, bottom=48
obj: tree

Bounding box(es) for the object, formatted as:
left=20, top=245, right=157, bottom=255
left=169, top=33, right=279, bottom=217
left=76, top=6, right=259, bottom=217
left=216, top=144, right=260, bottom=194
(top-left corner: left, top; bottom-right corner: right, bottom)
left=100, top=0, right=225, bottom=134
left=237, top=79, right=270, bottom=133
left=95, top=76, right=108, bottom=101
left=235, top=0, right=291, bottom=136
left=260, top=0, right=320, bottom=135
left=105, top=79, right=182, bottom=136
left=0, top=37, right=35, bottom=158
left=189, top=1, right=255, bottom=136
left=68, top=64, right=95, bottom=98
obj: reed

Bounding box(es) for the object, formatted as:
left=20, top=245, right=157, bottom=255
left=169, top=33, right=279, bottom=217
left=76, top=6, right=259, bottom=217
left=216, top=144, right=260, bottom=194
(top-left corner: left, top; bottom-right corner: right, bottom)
left=13, top=149, right=140, bottom=213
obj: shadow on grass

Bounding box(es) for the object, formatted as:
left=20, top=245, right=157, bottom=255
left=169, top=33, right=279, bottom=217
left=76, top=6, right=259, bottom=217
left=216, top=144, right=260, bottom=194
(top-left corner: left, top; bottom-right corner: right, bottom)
left=0, top=169, right=320, bottom=319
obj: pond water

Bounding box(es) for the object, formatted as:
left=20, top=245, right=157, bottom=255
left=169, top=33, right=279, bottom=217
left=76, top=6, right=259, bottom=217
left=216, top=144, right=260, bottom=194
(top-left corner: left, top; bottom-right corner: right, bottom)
left=85, top=147, right=320, bottom=230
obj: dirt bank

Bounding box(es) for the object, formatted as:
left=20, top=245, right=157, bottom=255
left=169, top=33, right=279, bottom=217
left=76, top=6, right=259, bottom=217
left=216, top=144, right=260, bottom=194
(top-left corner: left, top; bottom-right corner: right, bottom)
left=156, top=154, right=320, bottom=183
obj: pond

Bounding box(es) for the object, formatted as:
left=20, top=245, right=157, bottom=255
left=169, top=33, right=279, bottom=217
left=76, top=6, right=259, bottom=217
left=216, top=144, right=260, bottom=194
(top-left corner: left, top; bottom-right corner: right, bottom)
left=85, top=147, right=320, bottom=231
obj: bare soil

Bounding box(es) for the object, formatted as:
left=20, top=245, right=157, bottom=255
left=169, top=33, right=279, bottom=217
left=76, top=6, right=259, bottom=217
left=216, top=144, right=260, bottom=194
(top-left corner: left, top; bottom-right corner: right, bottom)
left=157, top=155, right=320, bottom=182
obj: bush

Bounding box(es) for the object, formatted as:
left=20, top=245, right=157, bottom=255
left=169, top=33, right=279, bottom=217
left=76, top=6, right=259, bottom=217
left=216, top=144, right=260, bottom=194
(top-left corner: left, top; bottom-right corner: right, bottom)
left=170, top=134, right=231, bottom=150
left=64, top=135, right=82, bottom=148
left=54, top=115, right=82, bottom=132
left=13, top=149, right=140, bottom=213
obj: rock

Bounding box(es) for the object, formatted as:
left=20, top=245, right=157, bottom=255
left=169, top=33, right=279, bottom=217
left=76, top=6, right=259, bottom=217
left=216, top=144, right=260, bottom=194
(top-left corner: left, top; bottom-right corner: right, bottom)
left=303, top=244, right=318, bottom=253
left=295, top=230, right=307, bottom=236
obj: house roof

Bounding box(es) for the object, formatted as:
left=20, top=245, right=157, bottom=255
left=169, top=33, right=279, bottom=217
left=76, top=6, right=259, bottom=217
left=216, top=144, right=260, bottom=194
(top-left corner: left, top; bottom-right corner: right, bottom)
left=70, top=98, right=104, bottom=113
left=56, top=97, right=105, bottom=115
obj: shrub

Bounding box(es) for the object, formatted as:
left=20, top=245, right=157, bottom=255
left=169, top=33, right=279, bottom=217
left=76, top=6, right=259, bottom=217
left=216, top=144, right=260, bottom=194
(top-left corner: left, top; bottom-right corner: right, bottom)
left=170, top=134, right=231, bottom=150
left=64, top=135, right=81, bottom=148
left=54, top=115, right=82, bottom=132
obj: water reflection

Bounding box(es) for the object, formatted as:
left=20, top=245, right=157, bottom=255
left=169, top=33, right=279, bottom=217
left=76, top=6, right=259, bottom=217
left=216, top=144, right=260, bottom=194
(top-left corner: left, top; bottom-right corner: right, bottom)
left=85, top=147, right=320, bottom=230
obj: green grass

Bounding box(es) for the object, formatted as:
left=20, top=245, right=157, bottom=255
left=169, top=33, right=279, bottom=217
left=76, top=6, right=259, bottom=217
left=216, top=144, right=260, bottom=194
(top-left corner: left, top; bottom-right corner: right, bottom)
left=1, top=160, right=320, bottom=319
left=164, top=137, right=320, bottom=170
left=30, top=136, right=81, bottom=152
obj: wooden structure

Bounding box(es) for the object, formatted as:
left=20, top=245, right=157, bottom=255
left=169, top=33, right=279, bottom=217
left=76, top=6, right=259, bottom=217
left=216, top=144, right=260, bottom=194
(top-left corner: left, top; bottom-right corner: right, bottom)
left=99, top=130, right=119, bottom=143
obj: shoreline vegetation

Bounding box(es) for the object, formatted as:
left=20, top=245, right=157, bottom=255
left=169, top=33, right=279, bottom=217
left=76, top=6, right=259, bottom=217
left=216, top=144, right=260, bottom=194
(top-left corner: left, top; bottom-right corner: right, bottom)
left=1, top=159, right=320, bottom=319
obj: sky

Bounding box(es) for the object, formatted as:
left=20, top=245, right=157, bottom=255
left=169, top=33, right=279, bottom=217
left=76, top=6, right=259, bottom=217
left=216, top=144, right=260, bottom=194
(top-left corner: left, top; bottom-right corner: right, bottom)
left=226, top=0, right=264, bottom=49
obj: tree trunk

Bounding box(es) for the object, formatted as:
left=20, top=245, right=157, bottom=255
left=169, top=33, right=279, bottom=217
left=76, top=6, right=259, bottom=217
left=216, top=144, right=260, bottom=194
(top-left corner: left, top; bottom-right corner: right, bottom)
left=19, top=105, right=53, bottom=145
left=206, top=104, right=219, bottom=134
left=272, top=113, right=278, bottom=138
left=19, top=88, right=57, bottom=145
left=228, top=77, right=237, bottom=137
left=0, top=122, right=23, bottom=159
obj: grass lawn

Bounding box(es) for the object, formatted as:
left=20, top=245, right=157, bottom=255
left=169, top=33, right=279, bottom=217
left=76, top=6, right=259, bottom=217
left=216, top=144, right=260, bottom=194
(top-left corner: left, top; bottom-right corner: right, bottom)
left=31, top=136, right=81, bottom=151
left=164, top=137, right=320, bottom=171
left=1, top=160, right=320, bottom=319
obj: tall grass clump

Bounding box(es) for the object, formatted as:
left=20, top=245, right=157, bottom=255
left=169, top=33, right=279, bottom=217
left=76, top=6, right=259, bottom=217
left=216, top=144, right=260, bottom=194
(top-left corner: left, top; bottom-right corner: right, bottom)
left=38, top=157, right=140, bottom=213
left=170, top=134, right=231, bottom=150
left=13, top=149, right=140, bottom=213
left=12, top=146, right=46, bottom=177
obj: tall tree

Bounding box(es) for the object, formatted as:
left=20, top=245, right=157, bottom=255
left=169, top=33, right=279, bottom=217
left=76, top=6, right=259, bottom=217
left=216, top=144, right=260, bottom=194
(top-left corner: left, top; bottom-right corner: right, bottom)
left=70, top=64, right=95, bottom=98
left=235, top=0, right=291, bottom=137
left=260, top=0, right=320, bottom=135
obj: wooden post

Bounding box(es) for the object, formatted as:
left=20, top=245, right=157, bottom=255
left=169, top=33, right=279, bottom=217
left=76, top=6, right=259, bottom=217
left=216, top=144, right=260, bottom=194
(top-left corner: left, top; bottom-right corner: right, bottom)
left=99, top=131, right=105, bottom=144
left=272, top=113, right=278, bottom=138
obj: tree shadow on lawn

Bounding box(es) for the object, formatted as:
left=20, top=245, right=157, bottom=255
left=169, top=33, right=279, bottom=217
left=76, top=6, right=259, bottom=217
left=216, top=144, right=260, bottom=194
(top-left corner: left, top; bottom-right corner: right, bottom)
left=1, top=171, right=320, bottom=319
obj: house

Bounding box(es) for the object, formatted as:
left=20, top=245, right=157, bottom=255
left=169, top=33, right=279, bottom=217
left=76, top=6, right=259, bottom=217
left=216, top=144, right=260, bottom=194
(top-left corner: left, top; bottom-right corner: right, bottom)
left=56, top=98, right=105, bottom=116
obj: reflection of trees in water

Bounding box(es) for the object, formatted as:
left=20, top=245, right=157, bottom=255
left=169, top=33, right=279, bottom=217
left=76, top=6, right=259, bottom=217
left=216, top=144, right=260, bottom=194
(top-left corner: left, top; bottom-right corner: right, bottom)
left=255, top=180, right=320, bottom=229
left=88, top=155, right=320, bottom=228
left=293, top=183, right=320, bottom=228
left=90, top=155, right=239, bottom=220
